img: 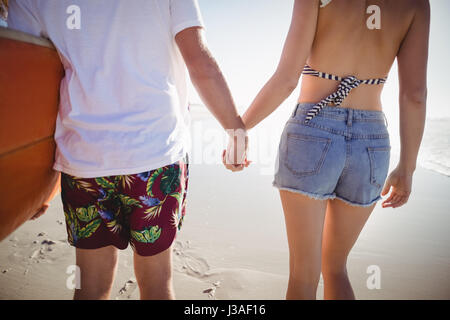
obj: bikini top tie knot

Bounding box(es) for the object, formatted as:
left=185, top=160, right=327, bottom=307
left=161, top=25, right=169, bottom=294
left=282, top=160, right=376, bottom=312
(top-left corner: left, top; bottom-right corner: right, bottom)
left=330, top=75, right=362, bottom=105
left=302, top=65, right=387, bottom=123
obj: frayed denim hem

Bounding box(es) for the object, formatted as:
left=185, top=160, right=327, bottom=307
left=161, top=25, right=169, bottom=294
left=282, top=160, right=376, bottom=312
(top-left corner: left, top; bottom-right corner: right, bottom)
left=272, top=182, right=336, bottom=201
left=334, top=195, right=381, bottom=208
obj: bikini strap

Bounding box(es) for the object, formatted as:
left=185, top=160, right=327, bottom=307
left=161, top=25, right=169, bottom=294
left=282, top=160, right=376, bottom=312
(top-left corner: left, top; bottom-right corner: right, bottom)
left=303, top=65, right=387, bottom=84
left=301, top=65, right=387, bottom=123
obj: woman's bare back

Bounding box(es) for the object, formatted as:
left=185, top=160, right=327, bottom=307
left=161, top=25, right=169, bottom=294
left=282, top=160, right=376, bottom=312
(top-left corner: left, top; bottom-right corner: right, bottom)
left=299, top=0, right=424, bottom=111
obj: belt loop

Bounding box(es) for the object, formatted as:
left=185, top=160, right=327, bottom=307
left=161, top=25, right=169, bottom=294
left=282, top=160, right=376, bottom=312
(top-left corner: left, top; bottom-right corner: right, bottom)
left=383, top=113, right=389, bottom=128
left=292, top=103, right=300, bottom=118
left=346, top=109, right=353, bottom=127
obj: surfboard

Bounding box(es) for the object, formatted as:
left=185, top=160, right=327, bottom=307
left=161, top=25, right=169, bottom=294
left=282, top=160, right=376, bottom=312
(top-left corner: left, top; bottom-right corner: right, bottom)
left=0, top=27, right=64, bottom=241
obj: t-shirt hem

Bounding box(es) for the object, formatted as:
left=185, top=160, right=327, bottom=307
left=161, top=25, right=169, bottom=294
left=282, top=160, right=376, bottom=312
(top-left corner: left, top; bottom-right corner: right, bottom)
left=53, top=153, right=187, bottom=178
left=172, top=20, right=204, bottom=37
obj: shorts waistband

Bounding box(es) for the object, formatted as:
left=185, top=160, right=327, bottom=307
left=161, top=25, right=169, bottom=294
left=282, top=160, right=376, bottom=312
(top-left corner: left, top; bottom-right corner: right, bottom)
left=292, top=103, right=387, bottom=124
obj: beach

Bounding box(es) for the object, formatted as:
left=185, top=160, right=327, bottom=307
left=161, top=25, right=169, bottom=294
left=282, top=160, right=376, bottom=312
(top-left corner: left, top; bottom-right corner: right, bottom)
left=0, top=162, right=449, bottom=300
left=1, top=0, right=449, bottom=301
left=1, top=108, right=450, bottom=300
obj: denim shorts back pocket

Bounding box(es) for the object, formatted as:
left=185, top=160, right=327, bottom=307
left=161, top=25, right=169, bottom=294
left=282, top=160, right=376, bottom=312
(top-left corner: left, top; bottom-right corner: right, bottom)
left=367, top=146, right=391, bottom=189
left=284, top=133, right=331, bottom=177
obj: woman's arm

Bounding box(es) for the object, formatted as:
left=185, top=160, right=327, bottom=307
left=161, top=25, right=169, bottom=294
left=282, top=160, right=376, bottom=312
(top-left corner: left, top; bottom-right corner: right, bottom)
left=242, top=0, right=319, bottom=130
left=381, top=0, right=430, bottom=208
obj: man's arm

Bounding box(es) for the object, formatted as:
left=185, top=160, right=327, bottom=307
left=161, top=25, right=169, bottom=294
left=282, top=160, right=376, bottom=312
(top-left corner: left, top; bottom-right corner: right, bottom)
left=175, top=27, right=245, bottom=132
left=175, top=27, right=247, bottom=169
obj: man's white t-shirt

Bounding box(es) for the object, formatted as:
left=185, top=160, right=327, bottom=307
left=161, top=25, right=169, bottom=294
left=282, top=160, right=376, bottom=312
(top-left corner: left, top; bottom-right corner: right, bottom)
left=8, top=0, right=204, bottom=178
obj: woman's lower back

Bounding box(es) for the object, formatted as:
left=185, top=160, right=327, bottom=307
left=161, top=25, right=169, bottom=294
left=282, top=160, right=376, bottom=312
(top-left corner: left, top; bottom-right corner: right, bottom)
left=298, top=0, right=418, bottom=111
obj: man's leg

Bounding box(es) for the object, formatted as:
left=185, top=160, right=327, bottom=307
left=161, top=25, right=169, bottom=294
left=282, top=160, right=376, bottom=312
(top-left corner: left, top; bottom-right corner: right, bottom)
left=74, top=245, right=119, bottom=300
left=125, top=158, right=188, bottom=300
left=133, top=245, right=174, bottom=300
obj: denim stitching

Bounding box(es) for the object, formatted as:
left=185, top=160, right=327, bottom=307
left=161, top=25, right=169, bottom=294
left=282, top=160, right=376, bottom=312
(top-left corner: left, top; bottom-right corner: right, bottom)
left=334, top=194, right=382, bottom=207
left=284, top=133, right=332, bottom=177
left=293, top=108, right=386, bottom=123
left=367, top=146, right=391, bottom=188
left=273, top=183, right=336, bottom=201
left=290, top=119, right=389, bottom=140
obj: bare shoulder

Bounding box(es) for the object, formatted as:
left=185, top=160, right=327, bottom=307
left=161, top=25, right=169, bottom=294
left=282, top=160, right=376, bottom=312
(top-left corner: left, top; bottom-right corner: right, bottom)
left=406, top=0, right=430, bottom=30
left=392, top=0, right=430, bottom=43
left=409, top=0, right=430, bottom=16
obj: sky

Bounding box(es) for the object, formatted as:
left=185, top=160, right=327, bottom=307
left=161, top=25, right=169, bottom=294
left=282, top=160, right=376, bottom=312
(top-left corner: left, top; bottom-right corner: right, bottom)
left=191, top=0, right=450, bottom=122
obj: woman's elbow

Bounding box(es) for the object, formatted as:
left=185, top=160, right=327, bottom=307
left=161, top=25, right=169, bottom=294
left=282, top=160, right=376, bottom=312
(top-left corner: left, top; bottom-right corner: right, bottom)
left=400, top=88, right=427, bottom=108
left=272, top=72, right=299, bottom=94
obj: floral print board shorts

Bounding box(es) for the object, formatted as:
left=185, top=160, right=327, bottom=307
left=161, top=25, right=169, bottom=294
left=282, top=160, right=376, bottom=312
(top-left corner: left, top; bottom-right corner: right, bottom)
left=60, top=158, right=189, bottom=256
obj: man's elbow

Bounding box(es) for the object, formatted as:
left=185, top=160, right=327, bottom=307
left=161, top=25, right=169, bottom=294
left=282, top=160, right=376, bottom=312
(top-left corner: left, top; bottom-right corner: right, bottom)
left=186, top=54, right=221, bottom=82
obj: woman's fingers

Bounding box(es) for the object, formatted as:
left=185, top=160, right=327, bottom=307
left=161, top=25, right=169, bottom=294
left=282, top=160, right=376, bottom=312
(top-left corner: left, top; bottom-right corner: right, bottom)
left=392, top=190, right=410, bottom=208
left=382, top=188, right=410, bottom=208
left=222, top=150, right=240, bottom=172
left=382, top=189, right=401, bottom=208
left=392, top=195, right=408, bottom=208
left=382, top=190, right=396, bottom=207
left=390, top=194, right=402, bottom=207
left=222, top=149, right=249, bottom=172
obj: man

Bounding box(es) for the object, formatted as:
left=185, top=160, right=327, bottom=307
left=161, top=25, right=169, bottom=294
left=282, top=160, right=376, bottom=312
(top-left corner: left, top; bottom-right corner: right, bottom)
left=8, top=0, right=247, bottom=299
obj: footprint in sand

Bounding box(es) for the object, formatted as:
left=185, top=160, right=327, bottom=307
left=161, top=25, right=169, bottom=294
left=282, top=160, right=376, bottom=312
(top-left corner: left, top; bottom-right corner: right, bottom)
left=28, top=238, right=57, bottom=262
left=41, top=239, right=56, bottom=252
left=29, top=248, right=45, bottom=260
left=173, top=240, right=210, bottom=278
left=116, top=278, right=137, bottom=300
left=202, top=281, right=221, bottom=300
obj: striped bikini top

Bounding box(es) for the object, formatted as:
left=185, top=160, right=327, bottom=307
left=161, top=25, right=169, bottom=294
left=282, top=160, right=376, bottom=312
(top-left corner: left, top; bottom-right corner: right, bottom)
left=301, top=65, right=387, bottom=123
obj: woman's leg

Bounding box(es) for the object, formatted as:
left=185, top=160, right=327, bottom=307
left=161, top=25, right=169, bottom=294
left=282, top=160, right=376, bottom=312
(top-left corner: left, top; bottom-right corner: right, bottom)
left=133, top=245, right=174, bottom=300
left=280, top=190, right=327, bottom=300
left=321, top=199, right=375, bottom=300
left=74, top=245, right=119, bottom=300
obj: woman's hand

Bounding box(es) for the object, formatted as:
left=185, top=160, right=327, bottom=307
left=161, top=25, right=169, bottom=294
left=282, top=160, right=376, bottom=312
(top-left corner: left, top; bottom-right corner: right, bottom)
left=222, top=150, right=251, bottom=172
left=29, top=204, right=49, bottom=220
left=222, top=129, right=251, bottom=172
left=381, top=166, right=413, bottom=208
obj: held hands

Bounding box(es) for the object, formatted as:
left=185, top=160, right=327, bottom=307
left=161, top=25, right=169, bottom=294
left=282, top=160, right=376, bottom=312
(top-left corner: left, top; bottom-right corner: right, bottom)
left=222, top=128, right=251, bottom=172
left=381, top=165, right=413, bottom=208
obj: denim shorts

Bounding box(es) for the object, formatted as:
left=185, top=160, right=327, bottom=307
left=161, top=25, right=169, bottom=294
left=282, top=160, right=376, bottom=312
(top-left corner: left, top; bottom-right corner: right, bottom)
left=273, top=103, right=391, bottom=207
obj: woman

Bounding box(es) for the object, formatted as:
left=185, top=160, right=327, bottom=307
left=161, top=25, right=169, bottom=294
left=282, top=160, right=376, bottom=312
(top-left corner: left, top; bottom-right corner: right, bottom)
left=238, top=0, right=429, bottom=299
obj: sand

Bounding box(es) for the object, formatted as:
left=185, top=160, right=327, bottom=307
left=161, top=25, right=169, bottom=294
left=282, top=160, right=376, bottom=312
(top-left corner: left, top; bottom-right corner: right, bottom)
left=0, top=163, right=449, bottom=300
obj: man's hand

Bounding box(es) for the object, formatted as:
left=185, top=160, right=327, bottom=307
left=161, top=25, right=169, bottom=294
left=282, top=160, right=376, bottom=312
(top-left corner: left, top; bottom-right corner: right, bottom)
left=381, top=166, right=413, bottom=208
left=29, top=204, right=49, bottom=220
left=222, top=128, right=251, bottom=172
